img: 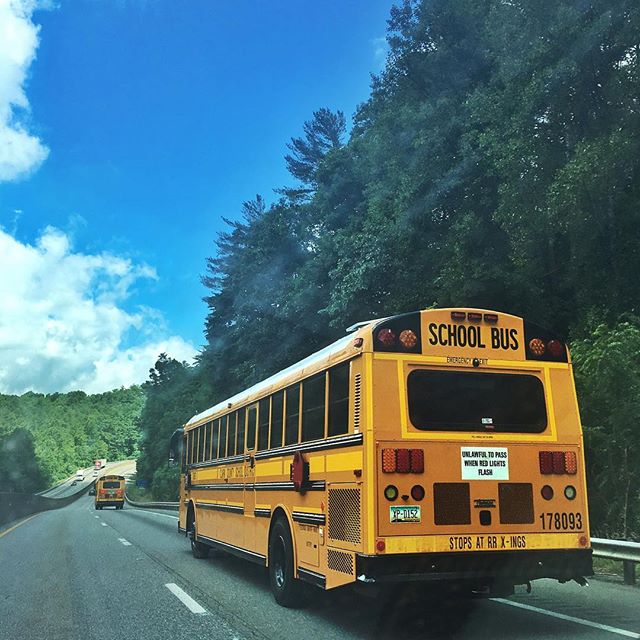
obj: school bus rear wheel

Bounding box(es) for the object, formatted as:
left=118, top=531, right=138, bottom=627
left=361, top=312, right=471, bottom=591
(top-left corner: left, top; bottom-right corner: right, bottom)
left=189, top=520, right=209, bottom=559
left=268, top=517, right=306, bottom=608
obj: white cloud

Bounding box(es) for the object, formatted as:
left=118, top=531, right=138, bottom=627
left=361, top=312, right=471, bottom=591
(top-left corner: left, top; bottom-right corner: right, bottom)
left=371, top=36, right=389, bottom=71
left=0, top=226, right=197, bottom=394
left=0, top=0, right=49, bottom=181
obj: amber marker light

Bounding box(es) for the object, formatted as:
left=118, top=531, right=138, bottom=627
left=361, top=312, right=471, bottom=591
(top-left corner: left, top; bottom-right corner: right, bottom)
left=529, top=338, right=546, bottom=356
left=399, top=329, right=418, bottom=349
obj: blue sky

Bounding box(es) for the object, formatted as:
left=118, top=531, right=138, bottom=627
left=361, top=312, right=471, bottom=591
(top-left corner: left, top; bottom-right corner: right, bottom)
left=0, top=0, right=394, bottom=393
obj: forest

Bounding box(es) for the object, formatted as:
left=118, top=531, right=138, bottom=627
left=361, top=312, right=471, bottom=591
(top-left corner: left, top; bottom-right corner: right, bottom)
left=0, top=387, right=144, bottom=491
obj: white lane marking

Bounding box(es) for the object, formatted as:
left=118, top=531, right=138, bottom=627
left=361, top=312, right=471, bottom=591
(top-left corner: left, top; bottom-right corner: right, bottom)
left=118, top=538, right=132, bottom=546
left=129, top=509, right=179, bottom=520
left=101, top=522, right=108, bottom=527
left=94, top=515, right=100, bottom=519
left=165, top=583, right=207, bottom=614
left=493, top=598, right=640, bottom=639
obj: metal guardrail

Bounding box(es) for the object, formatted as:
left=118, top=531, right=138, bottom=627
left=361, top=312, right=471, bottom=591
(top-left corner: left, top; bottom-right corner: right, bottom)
left=592, top=537, right=640, bottom=585
left=124, top=494, right=179, bottom=511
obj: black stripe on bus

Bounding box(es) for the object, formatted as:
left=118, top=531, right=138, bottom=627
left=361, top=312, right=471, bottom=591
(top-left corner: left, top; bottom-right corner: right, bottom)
left=195, top=502, right=244, bottom=515
left=190, top=483, right=245, bottom=491
left=292, top=511, right=326, bottom=526
left=254, top=433, right=363, bottom=461
left=253, top=480, right=326, bottom=492
left=196, top=534, right=266, bottom=566
left=254, top=508, right=272, bottom=518
left=188, top=454, right=249, bottom=470
left=298, top=568, right=326, bottom=589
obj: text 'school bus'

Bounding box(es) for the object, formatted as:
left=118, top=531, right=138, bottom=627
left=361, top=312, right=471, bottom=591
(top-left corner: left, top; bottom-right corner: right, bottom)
left=95, top=475, right=125, bottom=510
left=168, top=308, right=592, bottom=607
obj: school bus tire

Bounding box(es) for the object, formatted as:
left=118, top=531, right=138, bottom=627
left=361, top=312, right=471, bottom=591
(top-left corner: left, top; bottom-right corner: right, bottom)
left=268, top=517, right=306, bottom=608
left=188, top=506, right=209, bottom=559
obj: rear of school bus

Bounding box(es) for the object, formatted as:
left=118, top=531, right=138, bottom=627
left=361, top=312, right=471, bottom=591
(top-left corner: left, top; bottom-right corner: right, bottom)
left=95, top=475, right=125, bottom=510
left=358, top=308, right=592, bottom=595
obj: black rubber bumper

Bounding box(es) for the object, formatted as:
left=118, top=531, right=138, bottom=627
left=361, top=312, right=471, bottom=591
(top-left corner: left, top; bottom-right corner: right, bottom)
left=356, top=548, right=593, bottom=584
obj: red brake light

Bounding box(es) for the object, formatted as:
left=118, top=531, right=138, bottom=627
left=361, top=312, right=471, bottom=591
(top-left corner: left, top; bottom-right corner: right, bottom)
left=539, top=451, right=553, bottom=474
left=547, top=340, right=564, bottom=358
left=396, top=449, right=411, bottom=473
left=552, top=451, right=565, bottom=474
left=410, top=485, right=425, bottom=501
left=377, top=328, right=396, bottom=347
left=410, top=449, right=424, bottom=473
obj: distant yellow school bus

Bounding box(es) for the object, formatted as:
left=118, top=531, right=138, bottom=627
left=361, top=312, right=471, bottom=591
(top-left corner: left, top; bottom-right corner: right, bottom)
left=95, top=475, right=125, bottom=510
left=169, top=308, right=592, bottom=606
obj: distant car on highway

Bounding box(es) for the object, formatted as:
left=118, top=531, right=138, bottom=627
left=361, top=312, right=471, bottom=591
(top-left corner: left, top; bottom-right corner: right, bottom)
left=71, top=480, right=77, bottom=486
left=92, top=470, right=99, bottom=477
left=88, top=487, right=96, bottom=496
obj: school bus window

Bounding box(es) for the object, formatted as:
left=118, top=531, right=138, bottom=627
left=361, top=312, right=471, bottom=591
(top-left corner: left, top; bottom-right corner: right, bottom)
left=328, top=361, right=350, bottom=437
left=228, top=412, right=237, bottom=455
left=219, top=415, right=228, bottom=458
left=284, top=384, right=300, bottom=446
left=198, top=424, right=206, bottom=462
left=407, top=370, right=547, bottom=433
left=258, top=397, right=270, bottom=451
left=211, top=419, right=220, bottom=459
left=302, top=373, right=325, bottom=442
left=235, top=409, right=245, bottom=454
left=246, top=405, right=257, bottom=450
left=270, top=390, right=284, bottom=449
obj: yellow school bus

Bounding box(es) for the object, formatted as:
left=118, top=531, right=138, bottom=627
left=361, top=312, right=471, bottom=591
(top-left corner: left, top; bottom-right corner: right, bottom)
left=95, top=475, right=125, bottom=510
left=169, top=308, right=592, bottom=606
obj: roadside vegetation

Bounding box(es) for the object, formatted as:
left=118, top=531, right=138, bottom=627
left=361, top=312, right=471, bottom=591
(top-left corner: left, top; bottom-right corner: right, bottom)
left=4, top=0, right=638, bottom=540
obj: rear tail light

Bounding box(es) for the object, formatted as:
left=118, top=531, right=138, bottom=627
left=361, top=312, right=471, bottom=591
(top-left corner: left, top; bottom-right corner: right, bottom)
left=382, top=449, right=396, bottom=473
left=396, top=449, right=411, bottom=473
left=539, top=451, right=553, bottom=474
left=410, top=449, right=424, bottom=473
left=564, top=451, right=577, bottom=474
left=539, top=451, right=578, bottom=475
left=552, top=451, right=565, bottom=474
left=381, top=448, right=425, bottom=473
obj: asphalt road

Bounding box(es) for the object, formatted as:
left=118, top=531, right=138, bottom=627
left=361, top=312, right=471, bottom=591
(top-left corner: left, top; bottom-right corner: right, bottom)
left=1, top=495, right=638, bottom=640
left=39, top=460, right=136, bottom=499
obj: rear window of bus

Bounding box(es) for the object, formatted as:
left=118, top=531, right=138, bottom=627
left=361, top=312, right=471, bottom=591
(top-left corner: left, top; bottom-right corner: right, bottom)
left=102, top=481, right=121, bottom=489
left=407, top=370, right=547, bottom=433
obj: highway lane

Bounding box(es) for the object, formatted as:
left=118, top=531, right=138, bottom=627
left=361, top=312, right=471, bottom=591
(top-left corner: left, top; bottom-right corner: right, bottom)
left=39, top=460, right=136, bottom=499
left=1, top=495, right=639, bottom=640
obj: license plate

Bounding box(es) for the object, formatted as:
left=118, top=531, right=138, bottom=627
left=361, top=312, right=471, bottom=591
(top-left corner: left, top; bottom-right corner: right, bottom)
left=390, top=506, right=421, bottom=523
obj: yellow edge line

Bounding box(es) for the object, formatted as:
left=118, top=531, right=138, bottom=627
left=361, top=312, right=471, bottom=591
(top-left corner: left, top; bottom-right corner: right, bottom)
left=0, top=513, right=40, bottom=538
